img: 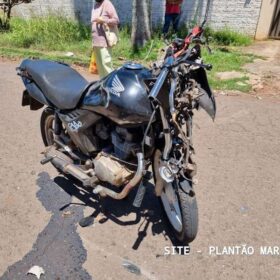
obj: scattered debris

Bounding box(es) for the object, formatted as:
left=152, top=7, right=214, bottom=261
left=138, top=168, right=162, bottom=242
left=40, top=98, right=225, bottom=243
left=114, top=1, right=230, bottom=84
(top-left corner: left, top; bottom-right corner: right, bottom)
left=193, top=178, right=198, bottom=185
left=65, top=52, right=74, bottom=57
left=240, top=206, right=249, bottom=214
left=122, top=259, right=141, bottom=276
left=62, top=210, right=73, bottom=218
left=218, top=91, right=227, bottom=96
left=27, top=266, right=45, bottom=279
left=252, top=83, right=264, bottom=91
left=236, top=81, right=248, bottom=87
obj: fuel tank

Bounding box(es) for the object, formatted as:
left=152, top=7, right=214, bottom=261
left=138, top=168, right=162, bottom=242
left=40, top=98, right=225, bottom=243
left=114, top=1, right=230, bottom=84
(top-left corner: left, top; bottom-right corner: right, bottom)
left=82, top=63, right=153, bottom=126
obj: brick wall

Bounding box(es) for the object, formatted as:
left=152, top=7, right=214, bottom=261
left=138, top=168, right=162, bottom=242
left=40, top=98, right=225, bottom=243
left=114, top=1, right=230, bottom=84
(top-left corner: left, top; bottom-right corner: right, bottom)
left=208, top=0, right=262, bottom=36
left=179, top=0, right=262, bottom=36
left=13, top=0, right=262, bottom=36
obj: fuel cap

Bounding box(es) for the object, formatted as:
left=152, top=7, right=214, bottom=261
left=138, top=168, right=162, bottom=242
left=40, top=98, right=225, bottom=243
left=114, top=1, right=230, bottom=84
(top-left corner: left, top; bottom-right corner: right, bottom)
left=124, top=62, right=143, bottom=70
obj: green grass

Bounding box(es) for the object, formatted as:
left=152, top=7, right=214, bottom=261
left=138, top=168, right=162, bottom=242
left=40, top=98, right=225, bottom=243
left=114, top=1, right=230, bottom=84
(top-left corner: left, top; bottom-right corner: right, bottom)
left=112, top=27, right=164, bottom=66
left=0, top=16, right=91, bottom=49
left=0, top=16, right=93, bottom=64
left=0, top=16, right=255, bottom=92
left=0, top=16, right=164, bottom=66
left=202, top=47, right=256, bottom=92
left=0, top=46, right=90, bottom=65
left=205, top=27, right=253, bottom=46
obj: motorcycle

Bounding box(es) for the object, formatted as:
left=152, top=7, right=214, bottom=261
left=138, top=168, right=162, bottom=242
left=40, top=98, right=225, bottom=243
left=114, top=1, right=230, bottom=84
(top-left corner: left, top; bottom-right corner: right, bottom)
left=17, top=22, right=216, bottom=245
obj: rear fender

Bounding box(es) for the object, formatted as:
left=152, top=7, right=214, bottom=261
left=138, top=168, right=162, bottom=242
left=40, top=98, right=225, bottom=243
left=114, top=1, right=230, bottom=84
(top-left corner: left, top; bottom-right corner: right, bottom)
left=21, top=77, right=51, bottom=110
left=22, top=90, right=44, bottom=110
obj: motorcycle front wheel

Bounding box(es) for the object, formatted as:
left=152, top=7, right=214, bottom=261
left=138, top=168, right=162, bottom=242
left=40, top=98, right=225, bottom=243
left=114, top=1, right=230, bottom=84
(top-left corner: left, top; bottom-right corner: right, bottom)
left=153, top=151, right=198, bottom=244
left=161, top=180, right=198, bottom=244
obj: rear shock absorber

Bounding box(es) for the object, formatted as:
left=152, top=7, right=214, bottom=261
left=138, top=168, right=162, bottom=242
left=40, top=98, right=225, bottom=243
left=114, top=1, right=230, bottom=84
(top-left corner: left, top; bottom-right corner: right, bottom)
left=54, top=112, right=62, bottom=136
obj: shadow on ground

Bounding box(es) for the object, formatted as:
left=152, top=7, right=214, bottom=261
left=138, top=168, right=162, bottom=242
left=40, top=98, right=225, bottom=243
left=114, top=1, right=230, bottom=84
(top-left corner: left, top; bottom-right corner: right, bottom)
left=1, top=170, right=183, bottom=280
left=0, top=172, right=91, bottom=280
left=53, top=174, right=181, bottom=251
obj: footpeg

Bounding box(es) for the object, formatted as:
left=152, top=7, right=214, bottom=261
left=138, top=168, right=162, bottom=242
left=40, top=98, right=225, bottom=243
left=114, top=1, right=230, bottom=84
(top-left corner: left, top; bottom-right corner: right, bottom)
left=133, top=181, right=146, bottom=208
left=79, top=215, right=94, bottom=227
left=40, top=156, right=54, bottom=165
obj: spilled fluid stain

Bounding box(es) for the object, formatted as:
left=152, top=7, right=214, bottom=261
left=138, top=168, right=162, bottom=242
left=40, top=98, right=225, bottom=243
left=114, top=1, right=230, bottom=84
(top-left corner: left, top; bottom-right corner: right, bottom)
left=0, top=172, right=92, bottom=280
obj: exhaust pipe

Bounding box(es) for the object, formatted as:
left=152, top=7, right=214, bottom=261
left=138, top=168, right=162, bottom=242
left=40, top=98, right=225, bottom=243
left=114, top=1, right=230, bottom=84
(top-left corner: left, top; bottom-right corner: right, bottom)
left=42, top=146, right=98, bottom=187
left=93, top=153, right=144, bottom=199
left=43, top=146, right=144, bottom=199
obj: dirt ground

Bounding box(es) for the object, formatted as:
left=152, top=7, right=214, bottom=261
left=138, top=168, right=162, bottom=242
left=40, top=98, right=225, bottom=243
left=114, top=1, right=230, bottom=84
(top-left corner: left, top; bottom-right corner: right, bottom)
left=0, top=41, right=280, bottom=280
left=243, top=40, right=280, bottom=97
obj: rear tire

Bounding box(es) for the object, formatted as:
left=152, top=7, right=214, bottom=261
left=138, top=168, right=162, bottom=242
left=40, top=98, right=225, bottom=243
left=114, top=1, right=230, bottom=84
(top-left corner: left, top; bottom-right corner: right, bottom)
left=40, top=107, right=55, bottom=146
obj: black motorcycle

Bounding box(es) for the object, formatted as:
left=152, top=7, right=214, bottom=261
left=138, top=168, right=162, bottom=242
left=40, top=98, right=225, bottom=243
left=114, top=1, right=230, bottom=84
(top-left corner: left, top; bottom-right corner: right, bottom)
left=17, top=23, right=216, bottom=245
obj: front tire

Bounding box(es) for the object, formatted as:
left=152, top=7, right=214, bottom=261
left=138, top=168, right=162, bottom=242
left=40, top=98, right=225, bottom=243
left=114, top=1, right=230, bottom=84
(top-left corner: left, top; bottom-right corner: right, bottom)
left=176, top=182, right=198, bottom=243
left=153, top=149, right=198, bottom=244
left=160, top=180, right=198, bottom=244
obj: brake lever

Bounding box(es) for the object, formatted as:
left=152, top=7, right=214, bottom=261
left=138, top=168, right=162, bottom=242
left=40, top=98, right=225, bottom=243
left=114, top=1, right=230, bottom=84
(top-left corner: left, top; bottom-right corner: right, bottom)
left=184, top=60, right=213, bottom=71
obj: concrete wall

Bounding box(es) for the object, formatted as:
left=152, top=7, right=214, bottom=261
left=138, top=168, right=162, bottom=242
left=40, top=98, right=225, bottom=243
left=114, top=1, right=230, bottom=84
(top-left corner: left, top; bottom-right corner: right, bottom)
left=207, top=0, right=262, bottom=36
left=255, top=0, right=278, bottom=40
left=14, top=0, right=263, bottom=36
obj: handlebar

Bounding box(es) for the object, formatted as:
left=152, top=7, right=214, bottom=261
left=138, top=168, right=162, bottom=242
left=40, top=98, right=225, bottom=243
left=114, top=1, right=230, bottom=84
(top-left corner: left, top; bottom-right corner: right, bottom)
left=180, top=60, right=213, bottom=70
left=149, top=51, right=212, bottom=101
left=169, top=47, right=212, bottom=70
left=149, top=68, right=169, bottom=100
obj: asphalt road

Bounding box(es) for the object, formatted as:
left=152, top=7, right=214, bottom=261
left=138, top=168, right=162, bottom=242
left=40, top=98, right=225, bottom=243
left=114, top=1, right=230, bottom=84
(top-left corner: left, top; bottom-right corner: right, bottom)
left=0, top=59, right=280, bottom=280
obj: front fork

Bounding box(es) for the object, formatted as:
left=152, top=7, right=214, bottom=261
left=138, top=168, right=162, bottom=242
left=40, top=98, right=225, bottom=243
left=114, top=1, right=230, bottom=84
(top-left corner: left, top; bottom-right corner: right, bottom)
left=154, top=112, right=196, bottom=197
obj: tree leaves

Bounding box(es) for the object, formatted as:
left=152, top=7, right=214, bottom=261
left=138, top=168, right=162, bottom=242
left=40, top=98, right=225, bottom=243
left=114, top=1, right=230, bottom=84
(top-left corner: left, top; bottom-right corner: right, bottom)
left=0, top=0, right=34, bottom=30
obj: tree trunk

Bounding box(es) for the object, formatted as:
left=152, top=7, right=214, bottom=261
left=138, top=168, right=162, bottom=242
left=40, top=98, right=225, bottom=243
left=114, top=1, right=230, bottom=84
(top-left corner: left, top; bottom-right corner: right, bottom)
left=7, top=4, right=12, bottom=20
left=131, top=0, right=151, bottom=49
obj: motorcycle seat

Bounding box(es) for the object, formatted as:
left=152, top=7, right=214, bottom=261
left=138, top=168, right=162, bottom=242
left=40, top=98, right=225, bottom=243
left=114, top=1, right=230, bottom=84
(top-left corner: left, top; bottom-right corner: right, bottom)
left=19, top=59, right=89, bottom=109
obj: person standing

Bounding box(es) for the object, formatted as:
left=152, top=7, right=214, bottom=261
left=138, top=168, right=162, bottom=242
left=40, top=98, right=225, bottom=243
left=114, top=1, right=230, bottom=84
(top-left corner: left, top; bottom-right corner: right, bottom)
left=91, top=0, right=119, bottom=78
left=162, top=0, right=183, bottom=38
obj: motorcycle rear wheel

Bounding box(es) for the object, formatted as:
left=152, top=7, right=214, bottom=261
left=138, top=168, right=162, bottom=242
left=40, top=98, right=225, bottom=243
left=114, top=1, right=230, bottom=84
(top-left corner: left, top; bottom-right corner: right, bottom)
left=40, top=107, right=55, bottom=146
